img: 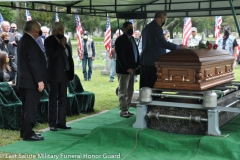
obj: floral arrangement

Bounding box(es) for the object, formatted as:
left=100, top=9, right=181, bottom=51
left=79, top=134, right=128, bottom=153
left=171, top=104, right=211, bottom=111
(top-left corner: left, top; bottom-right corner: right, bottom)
left=189, top=41, right=218, bottom=50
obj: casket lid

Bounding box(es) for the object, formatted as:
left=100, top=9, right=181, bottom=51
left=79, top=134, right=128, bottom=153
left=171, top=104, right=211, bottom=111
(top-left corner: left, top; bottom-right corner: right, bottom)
left=157, top=49, right=235, bottom=66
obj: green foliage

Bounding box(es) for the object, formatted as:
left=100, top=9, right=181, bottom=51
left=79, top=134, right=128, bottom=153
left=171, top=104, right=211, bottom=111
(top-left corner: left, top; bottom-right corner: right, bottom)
left=80, top=15, right=103, bottom=34
left=58, top=13, right=76, bottom=33
left=0, top=6, right=15, bottom=22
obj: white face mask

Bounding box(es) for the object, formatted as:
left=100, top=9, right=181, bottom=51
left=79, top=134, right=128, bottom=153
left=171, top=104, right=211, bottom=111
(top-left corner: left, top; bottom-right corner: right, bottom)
left=83, top=35, right=88, bottom=39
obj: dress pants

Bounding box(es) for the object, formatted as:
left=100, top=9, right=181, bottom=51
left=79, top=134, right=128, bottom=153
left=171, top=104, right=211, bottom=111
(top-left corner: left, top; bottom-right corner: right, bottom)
left=48, top=72, right=68, bottom=127
left=139, top=65, right=157, bottom=89
left=117, top=73, right=135, bottom=112
left=19, top=88, right=41, bottom=139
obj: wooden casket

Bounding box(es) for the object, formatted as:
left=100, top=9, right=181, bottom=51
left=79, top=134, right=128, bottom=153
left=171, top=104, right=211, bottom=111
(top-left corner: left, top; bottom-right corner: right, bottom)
left=154, top=48, right=235, bottom=90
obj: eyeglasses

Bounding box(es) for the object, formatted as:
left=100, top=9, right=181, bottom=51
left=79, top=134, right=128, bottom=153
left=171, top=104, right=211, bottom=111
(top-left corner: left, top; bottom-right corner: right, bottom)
left=11, top=27, right=16, bottom=28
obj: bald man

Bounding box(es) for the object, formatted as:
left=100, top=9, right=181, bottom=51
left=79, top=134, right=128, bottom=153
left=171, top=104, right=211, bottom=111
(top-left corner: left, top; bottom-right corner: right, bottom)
left=17, top=21, right=47, bottom=141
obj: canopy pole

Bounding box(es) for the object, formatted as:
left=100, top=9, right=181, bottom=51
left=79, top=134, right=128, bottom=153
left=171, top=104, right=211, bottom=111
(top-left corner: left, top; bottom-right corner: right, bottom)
left=229, top=0, right=240, bottom=37
left=117, top=18, right=120, bottom=35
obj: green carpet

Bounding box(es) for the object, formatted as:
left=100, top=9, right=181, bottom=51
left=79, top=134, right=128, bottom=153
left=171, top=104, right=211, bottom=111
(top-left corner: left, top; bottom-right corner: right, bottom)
left=0, top=108, right=240, bottom=160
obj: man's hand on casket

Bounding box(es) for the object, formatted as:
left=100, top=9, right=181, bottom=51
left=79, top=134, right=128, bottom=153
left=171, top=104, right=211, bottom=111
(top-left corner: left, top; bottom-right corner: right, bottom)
left=178, top=44, right=188, bottom=49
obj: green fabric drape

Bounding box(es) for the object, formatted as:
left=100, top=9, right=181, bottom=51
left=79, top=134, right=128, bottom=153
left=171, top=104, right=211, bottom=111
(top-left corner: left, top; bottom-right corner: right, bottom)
left=0, top=82, right=22, bottom=130
left=67, top=93, right=79, bottom=116
left=36, top=89, right=49, bottom=123
left=68, top=74, right=95, bottom=113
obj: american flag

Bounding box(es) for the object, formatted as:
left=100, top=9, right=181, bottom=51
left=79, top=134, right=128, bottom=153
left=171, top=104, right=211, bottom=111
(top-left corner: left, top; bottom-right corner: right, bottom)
left=104, top=14, right=111, bottom=53
left=182, top=17, right=192, bottom=46
left=25, top=3, right=32, bottom=21
left=55, top=7, right=59, bottom=22
left=0, top=13, right=4, bottom=31
left=215, top=16, right=222, bottom=43
left=75, top=11, right=83, bottom=58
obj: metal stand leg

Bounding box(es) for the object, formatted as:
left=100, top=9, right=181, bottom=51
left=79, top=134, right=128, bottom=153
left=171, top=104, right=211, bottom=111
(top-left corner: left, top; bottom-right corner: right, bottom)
left=133, top=104, right=147, bottom=128
left=207, top=110, right=221, bottom=135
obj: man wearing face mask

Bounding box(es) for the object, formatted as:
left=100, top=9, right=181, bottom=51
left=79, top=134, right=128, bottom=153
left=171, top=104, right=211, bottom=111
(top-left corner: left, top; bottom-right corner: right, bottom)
left=140, top=11, right=188, bottom=89
left=36, top=26, right=49, bottom=62
left=17, top=20, right=47, bottom=141
left=80, top=30, right=96, bottom=81
left=10, top=23, right=22, bottom=41
left=44, top=22, right=74, bottom=131
left=115, top=22, right=140, bottom=118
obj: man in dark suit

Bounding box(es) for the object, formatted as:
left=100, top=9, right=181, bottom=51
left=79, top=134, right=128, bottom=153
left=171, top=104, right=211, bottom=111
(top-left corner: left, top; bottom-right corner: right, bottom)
left=17, top=21, right=47, bottom=141
left=44, top=22, right=74, bottom=131
left=140, top=11, right=187, bottom=89
left=115, top=22, right=140, bottom=118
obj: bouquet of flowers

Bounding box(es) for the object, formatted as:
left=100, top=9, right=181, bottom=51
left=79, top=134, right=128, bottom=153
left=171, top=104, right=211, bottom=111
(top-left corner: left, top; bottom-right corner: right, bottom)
left=198, top=41, right=218, bottom=49
left=189, top=41, right=218, bottom=50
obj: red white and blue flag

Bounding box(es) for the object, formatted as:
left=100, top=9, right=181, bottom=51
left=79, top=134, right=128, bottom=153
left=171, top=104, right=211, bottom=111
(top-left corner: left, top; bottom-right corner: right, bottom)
left=214, top=16, right=222, bottom=43
left=75, top=10, right=83, bottom=58
left=25, top=3, right=32, bottom=21
left=0, top=13, right=4, bottom=31
left=104, top=14, right=111, bottom=53
left=182, top=17, right=192, bottom=46
left=55, top=7, right=59, bottom=22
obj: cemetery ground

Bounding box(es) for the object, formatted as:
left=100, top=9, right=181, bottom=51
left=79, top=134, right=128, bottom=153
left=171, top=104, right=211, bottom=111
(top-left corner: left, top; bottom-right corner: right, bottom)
left=0, top=36, right=240, bottom=155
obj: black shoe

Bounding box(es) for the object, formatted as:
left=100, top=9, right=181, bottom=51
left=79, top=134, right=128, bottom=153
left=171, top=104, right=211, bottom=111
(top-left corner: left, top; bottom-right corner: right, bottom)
left=20, top=133, right=41, bottom=138
left=128, top=111, right=134, bottom=116
left=109, top=79, right=113, bottom=82
left=23, top=134, right=44, bottom=141
left=88, top=79, right=91, bottom=81
left=120, top=113, right=130, bottom=118
left=84, top=79, right=87, bottom=81
left=57, top=124, right=71, bottom=129
left=50, top=127, right=58, bottom=131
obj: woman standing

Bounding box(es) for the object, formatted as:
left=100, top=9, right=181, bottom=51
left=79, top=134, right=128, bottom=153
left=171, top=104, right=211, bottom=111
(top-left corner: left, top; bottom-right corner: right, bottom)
left=0, top=51, right=19, bottom=96
left=0, top=32, right=17, bottom=73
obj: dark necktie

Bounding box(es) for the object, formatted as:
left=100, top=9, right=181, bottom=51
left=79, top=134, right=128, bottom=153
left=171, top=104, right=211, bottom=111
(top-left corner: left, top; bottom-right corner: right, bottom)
left=130, top=37, right=138, bottom=62
left=63, top=47, right=70, bottom=71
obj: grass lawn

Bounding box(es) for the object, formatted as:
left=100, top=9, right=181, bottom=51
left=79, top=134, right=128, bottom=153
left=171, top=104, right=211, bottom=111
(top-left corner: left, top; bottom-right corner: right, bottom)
left=0, top=36, right=240, bottom=153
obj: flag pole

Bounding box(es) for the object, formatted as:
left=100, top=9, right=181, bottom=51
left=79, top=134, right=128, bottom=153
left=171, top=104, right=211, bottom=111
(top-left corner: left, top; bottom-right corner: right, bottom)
left=75, top=10, right=83, bottom=59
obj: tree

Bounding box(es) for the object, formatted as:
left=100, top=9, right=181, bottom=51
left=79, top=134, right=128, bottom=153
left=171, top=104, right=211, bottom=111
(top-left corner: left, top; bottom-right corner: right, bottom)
left=163, top=18, right=182, bottom=39
left=0, top=5, right=15, bottom=23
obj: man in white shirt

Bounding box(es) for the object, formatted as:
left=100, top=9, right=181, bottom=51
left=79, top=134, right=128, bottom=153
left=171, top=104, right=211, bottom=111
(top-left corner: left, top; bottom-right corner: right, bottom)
left=188, top=27, right=201, bottom=47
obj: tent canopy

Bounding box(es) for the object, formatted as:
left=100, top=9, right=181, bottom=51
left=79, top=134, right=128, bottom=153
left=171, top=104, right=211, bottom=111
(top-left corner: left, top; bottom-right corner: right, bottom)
left=1, top=0, right=240, bottom=18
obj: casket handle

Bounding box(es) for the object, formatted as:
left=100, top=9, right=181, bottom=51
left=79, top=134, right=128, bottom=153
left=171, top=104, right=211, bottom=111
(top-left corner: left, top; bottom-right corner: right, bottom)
left=182, top=75, right=185, bottom=81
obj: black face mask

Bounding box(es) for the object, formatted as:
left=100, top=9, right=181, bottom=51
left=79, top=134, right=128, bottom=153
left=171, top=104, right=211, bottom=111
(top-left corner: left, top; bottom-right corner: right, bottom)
left=127, top=29, right=133, bottom=35
left=162, top=21, right=165, bottom=26
left=38, top=30, right=42, bottom=36
left=56, top=34, right=64, bottom=39
left=3, top=40, right=9, bottom=44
